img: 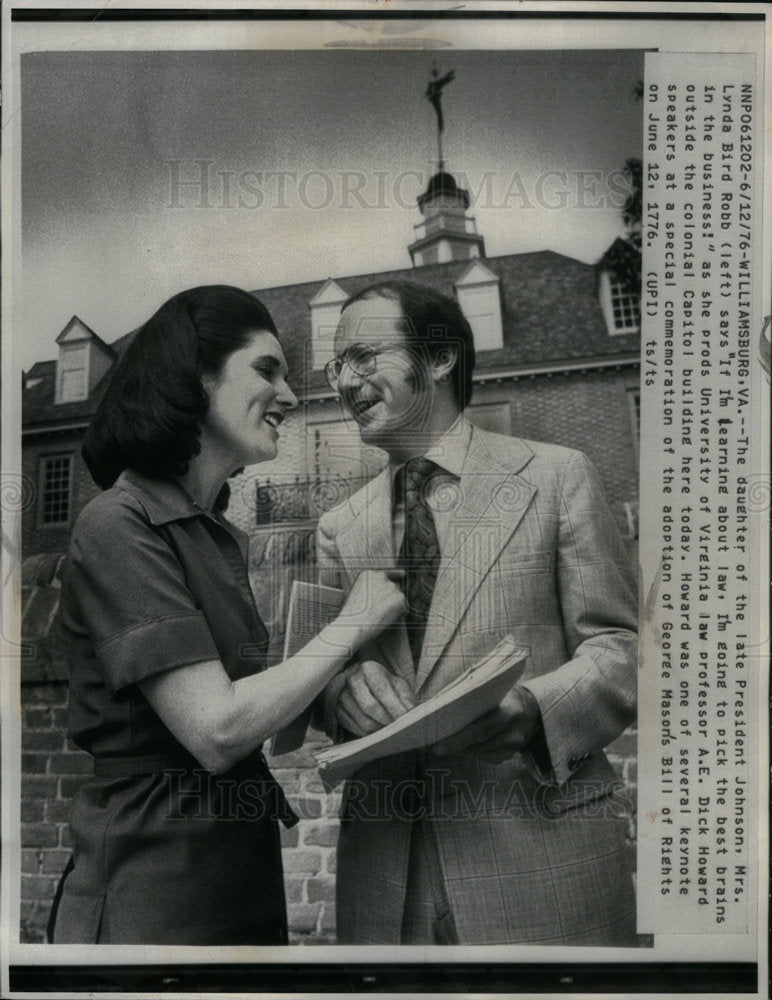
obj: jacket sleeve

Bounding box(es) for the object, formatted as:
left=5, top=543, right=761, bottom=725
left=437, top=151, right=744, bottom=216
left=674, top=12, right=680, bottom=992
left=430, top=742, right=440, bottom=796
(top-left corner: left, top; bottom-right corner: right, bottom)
left=316, top=512, right=346, bottom=590
left=519, top=450, right=638, bottom=786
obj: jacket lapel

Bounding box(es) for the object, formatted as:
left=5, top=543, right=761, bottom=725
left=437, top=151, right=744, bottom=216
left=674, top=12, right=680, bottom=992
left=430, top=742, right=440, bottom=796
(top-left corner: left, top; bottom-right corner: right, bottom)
left=334, top=468, right=415, bottom=685
left=415, top=429, right=537, bottom=690
left=335, top=468, right=395, bottom=576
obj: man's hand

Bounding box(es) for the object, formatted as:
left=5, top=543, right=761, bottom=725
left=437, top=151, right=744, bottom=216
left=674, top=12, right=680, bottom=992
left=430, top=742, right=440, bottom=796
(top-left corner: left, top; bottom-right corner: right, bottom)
left=430, top=685, right=543, bottom=764
left=334, top=660, right=416, bottom=737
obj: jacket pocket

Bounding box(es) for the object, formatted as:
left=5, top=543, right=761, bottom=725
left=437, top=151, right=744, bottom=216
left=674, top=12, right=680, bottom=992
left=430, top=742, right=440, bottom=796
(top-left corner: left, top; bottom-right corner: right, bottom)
left=536, top=754, right=631, bottom=818
left=499, top=551, right=553, bottom=575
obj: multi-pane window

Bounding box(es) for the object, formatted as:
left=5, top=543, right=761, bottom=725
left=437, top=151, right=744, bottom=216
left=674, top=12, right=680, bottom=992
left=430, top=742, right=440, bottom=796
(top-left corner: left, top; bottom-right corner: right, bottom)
left=609, top=279, right=640, bottom=334
left=39, top=454, right=73, bottom=526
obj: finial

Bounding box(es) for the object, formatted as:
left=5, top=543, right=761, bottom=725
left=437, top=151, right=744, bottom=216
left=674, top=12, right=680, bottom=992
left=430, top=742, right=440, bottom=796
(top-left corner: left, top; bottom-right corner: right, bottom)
left=425, top=66, right=455, bottom=171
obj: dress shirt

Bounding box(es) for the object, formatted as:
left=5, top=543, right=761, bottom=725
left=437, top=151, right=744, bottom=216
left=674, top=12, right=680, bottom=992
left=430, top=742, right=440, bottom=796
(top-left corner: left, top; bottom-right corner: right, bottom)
left=389, top=414, right=472, bottom=556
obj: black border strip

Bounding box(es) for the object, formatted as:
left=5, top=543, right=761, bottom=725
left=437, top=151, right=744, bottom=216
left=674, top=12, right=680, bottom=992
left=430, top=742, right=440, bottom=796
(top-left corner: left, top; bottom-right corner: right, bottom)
left=8, top=962, right=759, bottom=993
left=10, top=8, right=767, bottom=21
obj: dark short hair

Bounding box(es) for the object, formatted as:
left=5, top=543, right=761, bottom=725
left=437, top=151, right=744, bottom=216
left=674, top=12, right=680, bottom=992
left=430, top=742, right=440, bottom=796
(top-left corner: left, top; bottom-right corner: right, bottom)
left=83, top=285, right=279, bottom=490
left=341, top=280, right=475, bottom=408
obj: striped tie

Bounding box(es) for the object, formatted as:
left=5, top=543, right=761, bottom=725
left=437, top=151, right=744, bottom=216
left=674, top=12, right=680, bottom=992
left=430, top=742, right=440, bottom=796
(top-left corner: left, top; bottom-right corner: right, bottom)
left=396, top=458, right=441, bottom=666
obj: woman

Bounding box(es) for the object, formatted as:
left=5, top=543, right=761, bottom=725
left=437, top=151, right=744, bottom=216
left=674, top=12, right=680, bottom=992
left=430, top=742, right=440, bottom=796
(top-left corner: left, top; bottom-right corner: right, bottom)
left=50, top=286, right=405, bottom=945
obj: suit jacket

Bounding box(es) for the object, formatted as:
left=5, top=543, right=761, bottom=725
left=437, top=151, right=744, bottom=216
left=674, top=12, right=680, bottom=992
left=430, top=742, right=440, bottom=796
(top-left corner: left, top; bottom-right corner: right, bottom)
left=317, top=426, right=638, bottom=945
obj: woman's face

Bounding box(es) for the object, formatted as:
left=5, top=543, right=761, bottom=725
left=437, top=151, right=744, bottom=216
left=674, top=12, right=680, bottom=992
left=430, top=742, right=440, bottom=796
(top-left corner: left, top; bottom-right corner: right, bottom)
left=200, top=330, right=298, bottom=469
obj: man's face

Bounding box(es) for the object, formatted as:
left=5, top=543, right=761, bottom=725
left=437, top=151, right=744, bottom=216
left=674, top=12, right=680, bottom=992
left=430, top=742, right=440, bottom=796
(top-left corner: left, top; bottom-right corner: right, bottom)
left=333, top=295, right=432, bottom=451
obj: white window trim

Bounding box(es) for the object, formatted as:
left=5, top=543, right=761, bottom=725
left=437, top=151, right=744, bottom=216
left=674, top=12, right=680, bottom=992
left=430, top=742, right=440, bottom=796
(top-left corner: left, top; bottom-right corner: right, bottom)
left=38, top=452, right=74, bottom=528
left=599, top=270, right=640, bottom=336
left=55, top=343, right=90, bottom=404
left=309, top=280, right=348, bottom=371
left=455, top=262, right=504, bottom=352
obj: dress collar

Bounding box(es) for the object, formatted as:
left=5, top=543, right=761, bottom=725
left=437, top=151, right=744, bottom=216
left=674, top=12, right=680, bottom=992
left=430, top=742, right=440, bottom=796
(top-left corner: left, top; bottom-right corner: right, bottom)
left=113, top=469, right=206, bottom=526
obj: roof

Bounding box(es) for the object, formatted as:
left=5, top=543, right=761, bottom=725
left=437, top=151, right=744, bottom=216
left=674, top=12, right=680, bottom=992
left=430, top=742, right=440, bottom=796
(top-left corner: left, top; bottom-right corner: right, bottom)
left=23, top=248, right=640, bottom=429
left=55, top=315, right=116, bottom=356
left=595, top=237, right=642, bottom=296
left=417, top=170, right=471, bottom=211
left=253, top=249, right=640, bottom=393
left=23, top=344, right=133, bottom=429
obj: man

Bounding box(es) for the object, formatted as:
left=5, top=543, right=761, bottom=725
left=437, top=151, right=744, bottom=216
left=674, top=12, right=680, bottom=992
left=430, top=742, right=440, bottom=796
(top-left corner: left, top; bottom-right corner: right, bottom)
left=317, top=279, right=637, bottom=946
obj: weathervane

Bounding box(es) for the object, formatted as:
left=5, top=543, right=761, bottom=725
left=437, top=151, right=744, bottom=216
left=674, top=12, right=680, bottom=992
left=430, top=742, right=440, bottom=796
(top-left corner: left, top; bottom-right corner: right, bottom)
left=425, top=64, right=455, bottom=170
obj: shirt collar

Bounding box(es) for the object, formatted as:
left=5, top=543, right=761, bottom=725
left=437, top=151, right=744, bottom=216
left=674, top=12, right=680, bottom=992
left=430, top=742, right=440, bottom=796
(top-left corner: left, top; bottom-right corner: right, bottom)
left=114, top=469, right=202, bottom=526
left=389, top=413, right=472, bottom=483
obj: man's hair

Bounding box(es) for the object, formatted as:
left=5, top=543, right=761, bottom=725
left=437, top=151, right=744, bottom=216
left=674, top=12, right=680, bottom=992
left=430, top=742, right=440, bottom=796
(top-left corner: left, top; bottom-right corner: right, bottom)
left=342, top=280, right=476, bottom=409
left=83, top=285, right=279, bottom=490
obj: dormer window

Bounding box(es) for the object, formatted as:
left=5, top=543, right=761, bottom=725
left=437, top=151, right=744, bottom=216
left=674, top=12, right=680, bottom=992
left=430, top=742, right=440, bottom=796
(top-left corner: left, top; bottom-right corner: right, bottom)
left=454, top=260, right=503, bottom=352
left=54, top=316, right=116, bottom=404
left=56, top=344, right=88, bottom=403
left=595, top=237, right=641, bottom=337
left=599, top=271, right=640, bottom=336
left=309, top=279, right=348, bottom=371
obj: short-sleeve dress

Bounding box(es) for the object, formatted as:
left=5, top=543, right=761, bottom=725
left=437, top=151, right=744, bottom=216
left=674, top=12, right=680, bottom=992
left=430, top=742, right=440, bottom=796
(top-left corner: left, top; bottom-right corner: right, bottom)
left=51, top=470, right=297, bottom=945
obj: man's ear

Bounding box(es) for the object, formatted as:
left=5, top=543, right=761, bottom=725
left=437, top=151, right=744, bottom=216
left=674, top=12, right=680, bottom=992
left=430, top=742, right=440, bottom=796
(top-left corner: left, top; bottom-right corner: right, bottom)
left=430, top=345, right=457, bottom=385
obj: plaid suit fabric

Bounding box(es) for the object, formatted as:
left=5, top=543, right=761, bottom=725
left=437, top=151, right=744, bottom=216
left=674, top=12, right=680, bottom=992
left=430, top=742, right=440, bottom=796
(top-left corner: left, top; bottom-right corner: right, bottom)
left=318, top=427, right=637, bottom=945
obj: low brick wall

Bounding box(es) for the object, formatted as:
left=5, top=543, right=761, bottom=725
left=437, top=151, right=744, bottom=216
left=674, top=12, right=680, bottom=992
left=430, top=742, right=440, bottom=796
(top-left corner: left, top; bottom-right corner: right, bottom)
left=267, top=738, right=342, bottom=944
left=20, top=680, right=88, bottom=943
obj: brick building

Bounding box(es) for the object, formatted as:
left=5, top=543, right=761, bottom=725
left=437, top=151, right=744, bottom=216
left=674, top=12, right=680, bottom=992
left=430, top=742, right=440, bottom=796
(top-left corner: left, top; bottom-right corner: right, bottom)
left=20, top=169, right=641, bottom=943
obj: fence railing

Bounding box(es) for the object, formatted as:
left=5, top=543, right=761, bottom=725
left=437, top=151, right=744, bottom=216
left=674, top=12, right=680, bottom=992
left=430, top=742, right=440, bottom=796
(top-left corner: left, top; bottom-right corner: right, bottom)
left=254, top=475, right=368, bottom=525
left=252, top=476, right=640, bottom=540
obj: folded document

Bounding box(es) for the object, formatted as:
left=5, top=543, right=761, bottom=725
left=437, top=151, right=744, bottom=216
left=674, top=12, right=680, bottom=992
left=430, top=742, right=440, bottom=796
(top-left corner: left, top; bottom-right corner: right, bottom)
left=313, top=635, right=529, bottom=790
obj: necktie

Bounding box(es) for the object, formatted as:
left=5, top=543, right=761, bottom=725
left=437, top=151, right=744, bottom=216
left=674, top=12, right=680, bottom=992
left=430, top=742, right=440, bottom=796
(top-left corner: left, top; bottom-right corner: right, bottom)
left=396, top=458, right=441, bottom=666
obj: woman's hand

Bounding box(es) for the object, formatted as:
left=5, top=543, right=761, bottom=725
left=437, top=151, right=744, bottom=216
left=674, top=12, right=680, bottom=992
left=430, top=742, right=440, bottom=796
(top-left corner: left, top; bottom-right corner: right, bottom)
left=334, top=569, right=406, bottom=645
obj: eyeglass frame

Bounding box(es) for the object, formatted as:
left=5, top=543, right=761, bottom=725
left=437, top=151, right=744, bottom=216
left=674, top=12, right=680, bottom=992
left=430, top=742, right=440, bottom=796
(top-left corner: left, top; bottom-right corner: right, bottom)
left=323, top=343, right=414, bottom=389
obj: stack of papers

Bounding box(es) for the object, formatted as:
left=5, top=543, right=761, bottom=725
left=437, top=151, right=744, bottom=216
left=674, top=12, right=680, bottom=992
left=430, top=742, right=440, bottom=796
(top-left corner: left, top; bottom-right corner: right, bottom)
left=314, top=635, right=529, bottom=789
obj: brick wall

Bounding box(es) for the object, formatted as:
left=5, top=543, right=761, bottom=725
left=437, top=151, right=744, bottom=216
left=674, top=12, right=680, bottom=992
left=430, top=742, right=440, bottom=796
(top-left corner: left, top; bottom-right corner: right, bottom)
left=268, top=737, right=341, bottom=943
left=20, top=681, right=89, bottom=943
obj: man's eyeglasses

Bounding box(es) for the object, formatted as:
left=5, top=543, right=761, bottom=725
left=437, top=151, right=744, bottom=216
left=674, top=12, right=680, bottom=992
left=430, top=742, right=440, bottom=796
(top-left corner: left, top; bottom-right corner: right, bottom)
left=324, top=344, right=405, bottom=389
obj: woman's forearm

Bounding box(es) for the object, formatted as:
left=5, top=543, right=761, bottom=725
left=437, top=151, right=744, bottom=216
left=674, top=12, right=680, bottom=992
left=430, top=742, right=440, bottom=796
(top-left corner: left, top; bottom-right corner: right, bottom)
left=140, top=621, right=364, bottom=774
left=215, top=621, right=366, bottom=769
left=140, top=567, right=405, bottom=773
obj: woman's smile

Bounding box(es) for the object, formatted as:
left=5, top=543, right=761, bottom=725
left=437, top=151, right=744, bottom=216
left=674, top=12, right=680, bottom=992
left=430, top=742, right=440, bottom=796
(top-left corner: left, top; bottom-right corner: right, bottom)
left=200, top=330, right=298, bottom=469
